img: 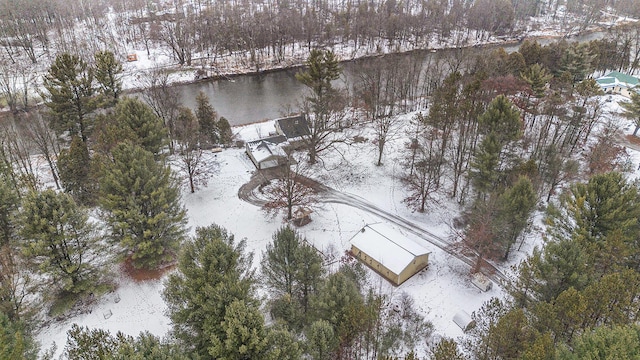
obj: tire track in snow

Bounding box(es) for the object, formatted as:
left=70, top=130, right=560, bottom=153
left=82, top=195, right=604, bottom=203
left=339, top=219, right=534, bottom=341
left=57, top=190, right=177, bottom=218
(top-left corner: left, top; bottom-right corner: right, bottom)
left=238, top=169, right=508, bottom=284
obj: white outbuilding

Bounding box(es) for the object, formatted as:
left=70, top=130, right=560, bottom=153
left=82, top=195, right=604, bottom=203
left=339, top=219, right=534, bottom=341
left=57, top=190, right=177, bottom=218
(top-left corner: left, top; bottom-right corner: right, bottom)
left=350, top=223, right=430, bottom=286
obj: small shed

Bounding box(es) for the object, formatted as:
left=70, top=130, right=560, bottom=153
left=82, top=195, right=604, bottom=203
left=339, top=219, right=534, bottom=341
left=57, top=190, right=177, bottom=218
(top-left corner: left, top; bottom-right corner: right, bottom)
left=453, top=311, right=476, bottom=332
left=245, top=135, right=288, bottom=169
left=275, top=114, right=310, bottom=140
left=127, top=54, right=138, bottom=62
left=350, top=223, right=430, bottom=286
left=471, top=272, right=493, bottom=292
left=292, top=207, right=312, bottom=227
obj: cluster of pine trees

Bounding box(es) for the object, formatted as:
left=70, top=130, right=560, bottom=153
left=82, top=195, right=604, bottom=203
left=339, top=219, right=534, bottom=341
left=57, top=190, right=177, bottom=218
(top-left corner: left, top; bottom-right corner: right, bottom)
left=0, top=49, right=236, bottom=359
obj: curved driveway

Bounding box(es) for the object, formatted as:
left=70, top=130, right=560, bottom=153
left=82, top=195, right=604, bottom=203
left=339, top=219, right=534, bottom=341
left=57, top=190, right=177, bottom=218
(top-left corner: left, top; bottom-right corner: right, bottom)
left=238, top=169, right=509, bottom=284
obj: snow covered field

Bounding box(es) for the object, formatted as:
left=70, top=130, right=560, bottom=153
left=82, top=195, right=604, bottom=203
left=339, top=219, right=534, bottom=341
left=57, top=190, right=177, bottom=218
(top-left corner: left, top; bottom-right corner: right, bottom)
left=36, top=94, right=640, bottom=358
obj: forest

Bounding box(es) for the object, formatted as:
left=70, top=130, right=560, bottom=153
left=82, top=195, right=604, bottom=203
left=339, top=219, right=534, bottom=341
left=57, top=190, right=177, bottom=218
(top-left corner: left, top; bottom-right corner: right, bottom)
left=2, top=0, right=640, bottom=359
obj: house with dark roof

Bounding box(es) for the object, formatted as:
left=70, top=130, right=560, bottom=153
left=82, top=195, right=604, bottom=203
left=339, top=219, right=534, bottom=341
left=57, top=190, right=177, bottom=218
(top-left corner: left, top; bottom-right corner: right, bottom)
left=275, top=114, right=310, bottom=140
left=245, top=135, right=288, bottom=169
left=350, top=223, right=430, bottom=286
left=596, top=71, right=639, bottom=97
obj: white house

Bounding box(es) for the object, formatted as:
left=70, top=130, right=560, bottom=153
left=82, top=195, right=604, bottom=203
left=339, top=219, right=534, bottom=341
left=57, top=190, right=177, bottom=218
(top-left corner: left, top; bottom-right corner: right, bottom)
left=596, top=71, right=639, bottom=97
left=245, top=135, right=288, bottom=169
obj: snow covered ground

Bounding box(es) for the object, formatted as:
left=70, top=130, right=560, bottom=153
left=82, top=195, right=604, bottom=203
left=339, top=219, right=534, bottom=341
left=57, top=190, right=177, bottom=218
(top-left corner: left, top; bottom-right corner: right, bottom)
left=36, top=95, right=640, bottom=358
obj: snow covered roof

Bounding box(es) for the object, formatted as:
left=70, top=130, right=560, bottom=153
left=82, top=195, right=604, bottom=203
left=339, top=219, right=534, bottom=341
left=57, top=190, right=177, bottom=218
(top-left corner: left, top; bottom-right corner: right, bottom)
left=275, top=114, right=310, bottom=139
left=246, top=136, right=288, bottom=163
left=350, top=223, right=430, bottom=275
left=596, top=71, right=639, bottom=88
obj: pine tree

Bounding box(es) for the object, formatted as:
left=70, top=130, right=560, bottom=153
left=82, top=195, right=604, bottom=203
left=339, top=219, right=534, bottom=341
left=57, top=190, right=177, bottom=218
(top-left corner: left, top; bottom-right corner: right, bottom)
left=64, top=325, right=119, bottom=359
left=57, top=136, right=96, bottom=205
left=264, top=326, right=302, bottom=360
left=311, top=271, right=365, bottom=341
left=100, top=142, right=186, bottom=269
left=560, top=43, right=595, bottom=82
left=163, top=224, right=256, bottom=358
left=0, top=174, right=19, bottom=246
left=262, top=226, right=302, bottom=298
left=557, top=324, right=640, bottom=359
left=217, top=116, right=233, bottom=146
left=195, top=91, right=219, bottom=146
left=112, top=97, right=168, bottom=156
left=469, top=133, right=501, bottom=195
left=546, top=172, right=640, bottom=270
left=296, top=49, right=344, bottom=164
left=20, top=190, right=103, bottom=295
left=495, top=176, right=537, bottom=259
left=306, top=320, right=337, bottom=360
left=94, top=50, right=123, bottom=107
left=430, top=338, right=465, bottom=360
left=477, top=95, right=522, bottom=145
left=263, top=227, right=324, bottom=330
left=210, top=299, right=270, bottom=359
left=0, top=313, right=38, bottom=360
left=43, top=53, right=96, bottom=143
left=293, top=242, right=325, bottom=318
left=521, top=63, right=552, bottom=98
left=64, top=325, right=188, bottom=360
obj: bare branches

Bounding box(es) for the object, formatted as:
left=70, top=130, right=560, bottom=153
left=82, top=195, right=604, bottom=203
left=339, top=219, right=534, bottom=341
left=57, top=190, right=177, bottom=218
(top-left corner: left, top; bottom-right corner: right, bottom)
left=263, top=156, right=317, bottom=221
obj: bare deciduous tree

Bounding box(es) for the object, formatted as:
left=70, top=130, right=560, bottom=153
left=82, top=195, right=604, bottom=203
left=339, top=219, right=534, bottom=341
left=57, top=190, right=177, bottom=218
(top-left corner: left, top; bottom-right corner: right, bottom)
left=21, top=111, right=61, bottom=189
left=263, top=156, right=317, bottom=221
left=174, top=107, right=209, bottom=193
left=141, top=68, right=180, bottom=152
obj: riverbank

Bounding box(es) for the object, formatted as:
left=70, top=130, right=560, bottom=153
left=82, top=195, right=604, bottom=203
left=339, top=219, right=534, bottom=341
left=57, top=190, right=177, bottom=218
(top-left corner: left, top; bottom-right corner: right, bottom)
left=121, top=20, right=633, bottom=95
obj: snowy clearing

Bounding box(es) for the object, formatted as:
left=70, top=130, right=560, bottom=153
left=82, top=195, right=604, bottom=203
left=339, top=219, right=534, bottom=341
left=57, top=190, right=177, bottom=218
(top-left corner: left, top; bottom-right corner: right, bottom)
left=36, top=94, right=640, bottom=358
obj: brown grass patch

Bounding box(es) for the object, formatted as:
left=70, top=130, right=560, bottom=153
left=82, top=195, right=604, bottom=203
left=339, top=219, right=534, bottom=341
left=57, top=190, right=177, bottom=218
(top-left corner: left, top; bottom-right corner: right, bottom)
left=121, top=257, right=177, bottom=282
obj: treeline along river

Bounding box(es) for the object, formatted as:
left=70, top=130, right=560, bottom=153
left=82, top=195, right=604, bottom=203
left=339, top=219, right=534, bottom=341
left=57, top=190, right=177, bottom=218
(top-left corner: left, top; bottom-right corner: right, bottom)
left=172, top=31, right=606, bottom=126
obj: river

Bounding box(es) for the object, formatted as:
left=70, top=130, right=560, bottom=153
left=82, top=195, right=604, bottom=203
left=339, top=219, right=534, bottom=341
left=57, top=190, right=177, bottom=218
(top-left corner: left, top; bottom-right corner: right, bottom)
left=174, top=30, right=608, bottom=126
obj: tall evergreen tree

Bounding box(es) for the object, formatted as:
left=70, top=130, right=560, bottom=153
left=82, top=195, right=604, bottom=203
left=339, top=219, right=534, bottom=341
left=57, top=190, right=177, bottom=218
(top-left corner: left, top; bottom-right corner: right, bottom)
left=0, top=174, right=18, bottom=246
left=112, top=97, right=168, bottom=156
left=57, top=136, right=95, bottom=205
left=100, top=142, right=186, bottom=269
left=195, top=91, right=219, bottom=146
left=430, top=338, right=465, bottom=360
left=477, top=95, right=522, bottom=146
left=20, top=190, right=103, bottom=295
left=469, top=133, right=502, bottom=195
left=217, top=116, right=233, bottom=146
left=262, top=226, right=302, bottom=298
left=0, top=313, right=38, bottom=360
left=293, top=241, right=325, bottom=318
left=521, top=63, right=552, bottom=98
left=209, top=299, right=270, bottom=359
left=296, top=49, right=345, bottom=164
left=311, top=270, right=366, bottom=348
left=43, top=53, right=96, bottom=143
left=495, top=176, right=537, bottom=259
left=265, top=326, right=302, bottom=360
left=64, top=325, right=187, bottom=360
left=163, top=225, right=256, bottom=358
left=557, top=324, right=640, bottom=360
left=306, top=320, right=337, bottom=360
left=94, top=50, right=123, bottom=107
